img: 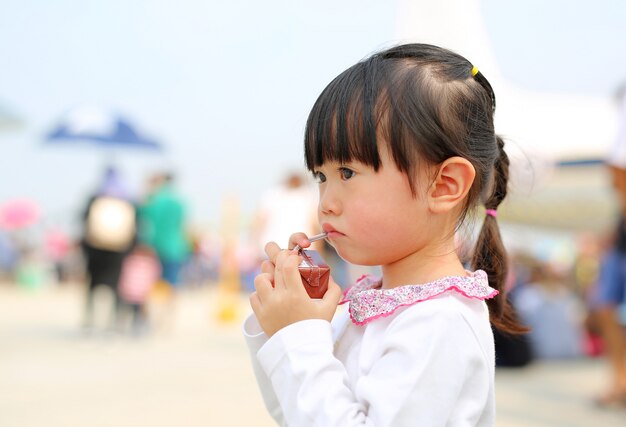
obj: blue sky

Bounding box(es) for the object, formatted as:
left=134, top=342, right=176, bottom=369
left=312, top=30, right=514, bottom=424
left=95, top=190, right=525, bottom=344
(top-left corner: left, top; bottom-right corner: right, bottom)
left=1, top=0, right=625, bottom=233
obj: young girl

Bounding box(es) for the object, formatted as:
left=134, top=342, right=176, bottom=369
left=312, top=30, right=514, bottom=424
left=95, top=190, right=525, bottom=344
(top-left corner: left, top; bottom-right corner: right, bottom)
left=243, top=43, right=526, bottom=426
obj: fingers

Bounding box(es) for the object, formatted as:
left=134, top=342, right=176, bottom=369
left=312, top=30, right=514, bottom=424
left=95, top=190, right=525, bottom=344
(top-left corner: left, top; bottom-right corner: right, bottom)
left=264, top=232, right=312, bottom=262
left=323, top=278, right=343, bottom=305
left=273, top=250, right=303, bottom=292
left=289, top=232, right=311, bottom=250
left=254, top=272, right=274, bottom=296
left=257, top=238, right=307, bottom=298
left=260, top=259, right=274, bottom=277
left=264, top=241, right=282, bottom=263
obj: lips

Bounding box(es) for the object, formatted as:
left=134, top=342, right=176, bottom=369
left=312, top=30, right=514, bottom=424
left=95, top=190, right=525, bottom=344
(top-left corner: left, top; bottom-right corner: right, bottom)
left=321, top=223, right=344, bottom=237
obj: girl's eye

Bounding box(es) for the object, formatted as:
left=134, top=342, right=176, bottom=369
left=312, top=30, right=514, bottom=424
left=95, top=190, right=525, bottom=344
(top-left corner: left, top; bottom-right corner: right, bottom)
left=339, top=167, right=356, bottom=180
left=313, top=171, right=326, bottom=183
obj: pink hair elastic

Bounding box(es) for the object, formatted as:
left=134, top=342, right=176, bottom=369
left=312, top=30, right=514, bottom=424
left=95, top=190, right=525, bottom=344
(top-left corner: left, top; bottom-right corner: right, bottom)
left=485, top=209, right=497, bottom=218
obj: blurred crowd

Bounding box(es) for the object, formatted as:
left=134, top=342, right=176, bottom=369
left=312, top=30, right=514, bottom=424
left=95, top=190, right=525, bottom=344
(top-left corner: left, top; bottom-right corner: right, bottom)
left=0, top=168, right=354, bottom=334
left=0, top=167, right=623, bottom=347
left=1, top=156, right=626, bottom=409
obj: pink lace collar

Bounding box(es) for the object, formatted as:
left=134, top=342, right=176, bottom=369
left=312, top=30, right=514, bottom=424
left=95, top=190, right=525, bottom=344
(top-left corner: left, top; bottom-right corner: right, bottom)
left=339, top=270, right=498, bottom=326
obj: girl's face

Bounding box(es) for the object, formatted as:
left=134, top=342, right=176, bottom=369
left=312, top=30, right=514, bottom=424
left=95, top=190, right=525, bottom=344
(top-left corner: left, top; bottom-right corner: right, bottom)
left=314, top=145, right=437, bottom=267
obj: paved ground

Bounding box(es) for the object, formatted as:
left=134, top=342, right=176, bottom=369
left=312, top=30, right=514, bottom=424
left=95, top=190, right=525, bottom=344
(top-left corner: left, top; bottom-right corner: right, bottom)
left=1, top=282, right=625, bottom=427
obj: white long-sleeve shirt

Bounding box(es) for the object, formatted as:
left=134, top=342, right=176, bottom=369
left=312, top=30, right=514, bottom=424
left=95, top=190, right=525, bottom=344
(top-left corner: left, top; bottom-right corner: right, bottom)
left=243, top=271, right=497, bottom=426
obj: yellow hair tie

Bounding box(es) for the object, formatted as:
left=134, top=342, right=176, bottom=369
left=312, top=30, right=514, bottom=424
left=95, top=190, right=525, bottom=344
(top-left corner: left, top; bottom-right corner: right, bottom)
left=471, top=66, right=479, bottom=77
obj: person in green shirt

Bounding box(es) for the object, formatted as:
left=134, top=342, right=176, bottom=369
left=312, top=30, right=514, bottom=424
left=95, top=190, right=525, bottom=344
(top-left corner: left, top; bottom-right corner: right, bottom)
left=139, top=173, right=190, bottom=288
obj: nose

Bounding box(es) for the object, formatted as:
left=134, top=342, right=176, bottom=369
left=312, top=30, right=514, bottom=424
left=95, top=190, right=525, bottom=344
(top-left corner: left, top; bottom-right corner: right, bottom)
left=318, top=183, right=341, bottom=216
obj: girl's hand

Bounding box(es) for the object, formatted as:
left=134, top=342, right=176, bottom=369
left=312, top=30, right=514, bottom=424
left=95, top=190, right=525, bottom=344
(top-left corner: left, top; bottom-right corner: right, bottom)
left=250, top=241, right=342, bottom=337
left=255, top=232, right=311, bottom=286
left=288, top=232, right=313, bottom=251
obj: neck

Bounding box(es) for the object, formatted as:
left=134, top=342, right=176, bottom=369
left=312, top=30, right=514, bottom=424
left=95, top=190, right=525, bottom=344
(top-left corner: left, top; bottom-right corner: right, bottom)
left=380, top=238, right=467, bottom=289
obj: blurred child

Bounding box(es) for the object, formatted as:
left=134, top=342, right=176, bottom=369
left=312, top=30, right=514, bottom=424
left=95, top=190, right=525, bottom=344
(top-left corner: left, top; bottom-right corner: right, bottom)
left=118, top=244, right=161, bottom=335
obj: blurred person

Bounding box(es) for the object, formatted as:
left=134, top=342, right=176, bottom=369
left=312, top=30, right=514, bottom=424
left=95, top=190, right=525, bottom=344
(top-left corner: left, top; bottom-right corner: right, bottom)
left=81, top=166, right=137, bottom=331
left=118, top=244, right=161, bottom=336
left=574, top=233, right=602, bottom=297
left=139, top=172, right=191, bottom=289
left=192, top=229, right=221, bottom=284
left=252, top=171, right=318, bottom=253
left=14, top=246, right=47, bottom=290
left=591, top=84, right=626, bottom=407
left=0, top=230, right=18, bottom=280
left=179, top=227, right=212, bottom=287
left=244, top=44, right=527, bottom=426
left=138, top=173, right=190, bottom=334
left=44, top=226, right=72, bottom=284
left=513, top=258, right=584, bottom=360
left=574, top=234, right=605, bottom=357
left=237, top=234, right=262, bottom=292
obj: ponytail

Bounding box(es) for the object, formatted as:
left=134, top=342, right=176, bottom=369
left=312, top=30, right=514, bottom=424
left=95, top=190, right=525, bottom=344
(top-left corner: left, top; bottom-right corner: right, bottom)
left=471, top=136, right=528, bottom=335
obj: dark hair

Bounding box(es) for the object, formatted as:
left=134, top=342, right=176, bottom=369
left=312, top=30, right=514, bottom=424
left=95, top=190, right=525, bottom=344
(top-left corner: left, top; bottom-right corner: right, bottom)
left=304, top=43, right=526, bottom=334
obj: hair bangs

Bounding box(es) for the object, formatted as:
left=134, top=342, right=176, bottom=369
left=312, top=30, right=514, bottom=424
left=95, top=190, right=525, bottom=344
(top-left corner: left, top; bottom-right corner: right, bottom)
left=304, top=63, right=381, bottom=171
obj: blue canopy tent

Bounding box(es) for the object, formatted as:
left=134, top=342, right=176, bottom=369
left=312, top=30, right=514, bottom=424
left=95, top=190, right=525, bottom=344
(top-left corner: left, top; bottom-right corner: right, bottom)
left=46, top=106, right=161, bottom=150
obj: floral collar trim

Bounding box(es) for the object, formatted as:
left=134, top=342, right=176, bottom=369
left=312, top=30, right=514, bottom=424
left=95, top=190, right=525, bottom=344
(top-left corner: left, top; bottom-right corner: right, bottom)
left=339, top=270, right=498, bottom=326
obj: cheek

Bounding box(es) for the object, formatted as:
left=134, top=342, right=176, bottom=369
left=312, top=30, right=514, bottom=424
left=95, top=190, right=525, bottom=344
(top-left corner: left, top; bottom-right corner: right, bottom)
left=332, top=201, right=427, bottom=266
left=339, top=218, right=423, bottom=266
left=350, top=197, right=425, bottom=246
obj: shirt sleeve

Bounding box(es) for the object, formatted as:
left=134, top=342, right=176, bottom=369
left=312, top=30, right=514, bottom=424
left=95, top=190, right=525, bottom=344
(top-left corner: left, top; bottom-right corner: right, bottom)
left=255, top=302, right=490, bottom=427
left=242, top=315, right=286, bottom=426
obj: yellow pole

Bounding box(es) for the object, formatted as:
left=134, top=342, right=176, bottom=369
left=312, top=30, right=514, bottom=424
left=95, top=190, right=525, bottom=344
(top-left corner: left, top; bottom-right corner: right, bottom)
left=216, top=193, right=241, bottom=323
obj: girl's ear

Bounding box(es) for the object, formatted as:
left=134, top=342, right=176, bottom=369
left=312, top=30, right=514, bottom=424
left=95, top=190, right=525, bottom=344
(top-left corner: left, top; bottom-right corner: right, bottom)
left=428, top=157, right=476, bottom=214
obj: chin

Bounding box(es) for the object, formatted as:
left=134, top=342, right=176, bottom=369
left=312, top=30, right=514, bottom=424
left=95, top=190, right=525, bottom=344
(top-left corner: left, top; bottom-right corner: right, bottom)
left=335, top=248, right=380, bottom=267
